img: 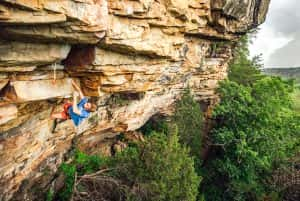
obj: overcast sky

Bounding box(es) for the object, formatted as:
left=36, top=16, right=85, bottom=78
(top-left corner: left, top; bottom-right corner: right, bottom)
left=249, top=0, right=300, bottom=68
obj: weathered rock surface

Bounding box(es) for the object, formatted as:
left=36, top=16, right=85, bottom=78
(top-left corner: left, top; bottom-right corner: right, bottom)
left=0, top=41, right=70, bottom=68
left=3, top=79, right=74, bottom=102
left=0, top=0, right=270, bottom=200
left=0, top=0, right=108, bottom=44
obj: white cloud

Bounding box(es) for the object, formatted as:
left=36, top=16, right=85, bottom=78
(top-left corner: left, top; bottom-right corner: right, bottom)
left=249, top=24, right=293, bottom=64
left=249, top=0, right=300, bottom=67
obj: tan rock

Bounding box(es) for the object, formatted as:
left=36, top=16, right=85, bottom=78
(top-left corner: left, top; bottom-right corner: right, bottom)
left=0, top=79, right=8, bottom=91
left=65, top=46, right=167, bottom=75
left=101, top=16, right=185, bottom=60
left=113, top=140, right=128, bottom=153
left=94, top=48, right=150, bottom=66
left=0, top=0, right=108, bottom=44
left=14, top=71, right=65, bottom=81
left=0, top=101, right=52, bottom=133
left=101, top=74, right=131, bottom=86
left=0, top=41, right=70, bottom=67
left=0, top=104, right=17, bottom=125
left=0, top=66, right=36, bottom=72
left=0, top=3, right=67, bottom=24
left=0, top=109, right=75, bottom=201
left=108, top=0, right=155, bottom=17
left=2, top=79, right=74, bottom=102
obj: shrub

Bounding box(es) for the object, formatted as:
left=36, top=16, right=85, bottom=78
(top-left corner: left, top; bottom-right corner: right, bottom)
left=58, top=132, right=200, bottom=201
left=59, top=163, right=76, bottom=201
left=57, top=151, right=107, bottom=201
left=139, top=115, right=170, bottom=136
left=172, top=89, right=203, bottom=166
left=46, top=189, right=54, bottom=201
left=202, top=78, right=300, bottom=201
left=109, top=130, right=200, bottom=201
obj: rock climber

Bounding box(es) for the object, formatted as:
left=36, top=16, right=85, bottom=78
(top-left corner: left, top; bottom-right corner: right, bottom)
left=51, top=80, right=97, bottom=127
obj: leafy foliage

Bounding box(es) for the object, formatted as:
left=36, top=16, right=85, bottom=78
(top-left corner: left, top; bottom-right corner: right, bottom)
left=58, top=151, right=107, bottom=200
left=109, top=131, right=200, bottom=201
left=200, top=33, right=300, bottom=201
left=202, top=78, right=300, bottom=201
left=139, top=89, right=204, bottom=168
left=172, top=89, right=203, bottom=161
left=292, top=87, right=300, bottom=112
left=139, top=89, right=205, bottom=200
left=59, top=163, right=76, bottom=201
left=57, top=131, right=200, bottom=201
left=139, top=116, right=170, bottom=136
left=46, top=189, right=54, bottom=201
left=228, top=35, right=265, bottom=86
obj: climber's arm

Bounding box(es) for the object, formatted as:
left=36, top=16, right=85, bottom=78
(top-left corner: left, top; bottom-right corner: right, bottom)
left=72, top=80, right=84, bottom=100
left=72, top=91, right=81, bottom=115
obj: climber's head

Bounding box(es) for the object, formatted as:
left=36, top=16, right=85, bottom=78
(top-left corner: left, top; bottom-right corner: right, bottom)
left=84, top=102, right=97, bottom=112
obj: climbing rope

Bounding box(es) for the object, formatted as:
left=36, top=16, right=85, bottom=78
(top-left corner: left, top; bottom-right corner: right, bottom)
left=52, top=63, right=57, bottom=84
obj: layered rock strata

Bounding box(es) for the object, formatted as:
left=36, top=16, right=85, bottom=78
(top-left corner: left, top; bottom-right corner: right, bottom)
left=0, top=0, right=270, bottom=200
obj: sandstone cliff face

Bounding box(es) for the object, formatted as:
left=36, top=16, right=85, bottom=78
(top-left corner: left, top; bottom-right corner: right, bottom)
left=0, top=0, right=270, bottom=200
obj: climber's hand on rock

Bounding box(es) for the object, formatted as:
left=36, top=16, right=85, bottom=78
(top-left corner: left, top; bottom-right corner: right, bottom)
left=72, top=80, right=84, bottom=99
left=73, top=91, right=79, bottom=98
left=71, top=80, right=79, bottom=90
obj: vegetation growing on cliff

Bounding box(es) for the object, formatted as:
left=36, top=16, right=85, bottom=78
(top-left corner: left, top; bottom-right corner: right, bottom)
left=140, top=69, right=299, bottom=201
left=228, top=35, right=264, bottom=86
left=139, top=89, right=205, bottom=199
left=172, top=89, right=203, bottom=163
left=202, top=78, right=299, bottom=201
left=201, top=35, right=300, bottom=201
left=292, top=88, right=300, bottom=112
left=56, top=131, right=199, bottom=201
left=109, top=131, right=200, bottom=201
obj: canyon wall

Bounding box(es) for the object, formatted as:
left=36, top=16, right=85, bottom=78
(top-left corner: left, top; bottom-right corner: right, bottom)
left=0, top=0, right=270, bottom=200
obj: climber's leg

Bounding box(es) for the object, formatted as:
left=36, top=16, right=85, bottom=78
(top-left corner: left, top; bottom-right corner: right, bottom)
left=50, top=112, right=65, bottom=119
left=50, top=103, right=72, bottom=120
left=51, top=118, right=58, bottom=133
left=50, top=103, right=72, bottom=133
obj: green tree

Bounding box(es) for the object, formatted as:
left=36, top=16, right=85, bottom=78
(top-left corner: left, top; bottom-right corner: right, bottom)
left=139, top=89, right=204, bottom=171
left=202, top=78, right=299, bottom=201
left=228, top=35, right=264, bottom=86
left=111, top=130, right=200, bottom=201
left=58, top=131, right=200, bottom=201
left=172, top=89, right=203, bottom=160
